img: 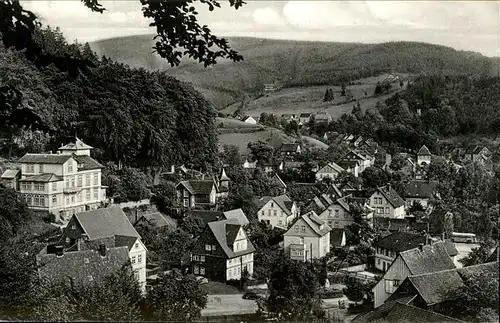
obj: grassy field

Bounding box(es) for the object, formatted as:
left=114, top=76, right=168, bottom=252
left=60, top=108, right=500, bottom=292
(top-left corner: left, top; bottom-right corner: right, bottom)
left=216, top=117, right=263, bottom=129
left=223, top=73, right=407, bottom=119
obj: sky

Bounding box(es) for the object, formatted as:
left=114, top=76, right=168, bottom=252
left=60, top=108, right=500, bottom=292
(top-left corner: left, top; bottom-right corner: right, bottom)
left=22, top=0, right=500, bottom=57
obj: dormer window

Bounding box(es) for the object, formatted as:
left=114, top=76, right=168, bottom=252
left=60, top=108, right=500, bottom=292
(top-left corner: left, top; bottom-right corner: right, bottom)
left=68, top=164, right=73, bottom=173
left=320, top=225, right=324, bottom=230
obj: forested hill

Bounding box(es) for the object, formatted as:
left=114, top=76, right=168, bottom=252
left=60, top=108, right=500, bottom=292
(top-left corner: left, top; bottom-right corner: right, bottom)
left=91, top=35, right=500, bottom=109
left=0, top=27, right=218, bottom=170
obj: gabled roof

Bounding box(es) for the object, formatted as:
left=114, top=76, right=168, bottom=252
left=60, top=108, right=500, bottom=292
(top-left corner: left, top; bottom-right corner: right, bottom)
left=342, top=149, right=367, bottom=161
left=377, top=185, right=405, bottom=208
left=219, top=168, right=230, bottom=181
left=291, top=211, right=332, bottom=237
left=183, top=210, right=223, bottom=225
left=327, top=183, right=343, bottom=199
left=401, top=180, right=437, bottom=199
left=207, top=218, right=255, bottom=259
left=136, top=212, right=173, bottom=228
left=374, top=231, right=426, bottom=252
left=375, top=302, right=464, bottom=322
left=1, top=169, right=19, bottom=179
left=336, top=195, right=351, bottom=212
left=399, top=241, right=456, bottom=276
left=58, top=137, right=93, bottom=151
left=406, top=262, right=498, bottom=306
left=18, top=153, right=73, bottom=164
left=73, top=206, right=141, bottom=240
left=317, top=162, right=344, bottom=174
left=273, top=173, right=287, bottom=188
left=177, top=180, right=215, bottom=195
left=273, top=194, right=294, bottom=216
left=417, top=145, right=431, bottom=156
left=352, top=297, right=415, bottom=323
left=19, top=173, right=63, bottom=183
left=443, top=241, right=459, bottom=257
left=36, top=246, right=130, bottom=286
left=223, top=209, right=249, bottom=226
left=72, top=155, right=104, bottom=170
left=466, top=145, right=489, bottom=155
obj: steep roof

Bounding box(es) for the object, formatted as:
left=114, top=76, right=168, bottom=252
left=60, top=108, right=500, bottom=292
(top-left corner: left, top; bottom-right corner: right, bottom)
left=273, top=173, right=287, bottom=188
left=336, top=195, right=351, bottom=212
left=223, top=209, right=249, bottom=226
left=318, top=162, right=344, bottom=174
left=18, top=153, right=73, bottom=164
left=1, top=169, right=19, bottom=179
left=406, top=262, right=498, bottom=306
left=327, top=183, right=343, bottom=199
left=136, top=212, right=173, bottom=228
left=342, top=149, right=367, bottom=161
left=219, top=168, right=230, bottom=181
left=37, top=246, right=130, bottom=286
left=376, top=302, right=464, bottom=322
left=183, top=210, right=223, bottom=225
left=399, top=241, right=456, bottom=276
left=297, top=211, right=332, bottom=237
left=178, top=180, right=215, bottom=195
left=377, top=185, right=405, bottom=208
left=466, top=145, right=489, bottom=155
left=73, top=206, right=141, bottom=240
left=352, top=296, right=416, bottom=323
left=417, top=145, right=431, bottom=156
left=19, top=173, right=62, bottom=182
left=73, top=155, right=104, bottom=170
left=374, top=231, right=427, bottom=252
left=443, top=241, right=459, bottom=257
left=280, top=143, right=300, bottom=152
left=58, top=137, right=93, bottom=151
left=273, top=194, right=294, bottom=215
left=207, top=219, right=255, bottom=259
left=401, top=180, right=437, bottom=199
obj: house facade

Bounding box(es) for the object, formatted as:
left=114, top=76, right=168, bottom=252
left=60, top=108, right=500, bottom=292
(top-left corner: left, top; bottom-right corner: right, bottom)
left=59, top=206, right=147, bottom=292
left=0, top=169, right=20, bottom=190
left=317, top=195, right=353, bottom=229
left=284, top=211, right=331, bottom=261
left=257, top=194, right=298, bottom=229
left=191, top=218, right=255, bottom=281
left=369, top=185, right=406, bottom=218
left=12, top=138, right=106, bottom=222
left=374, top=232, right=428, bottom=272
left=279, top=143, right=302, bottom=157
left=464, top=145, right=491, bottom=163
left=417, top=145, right=432, bottom=166
left=243, top=116, right=257, bottom=124
left=401, top=180, right=438, bottom=210
left=315, top=162, right=345, bottom=182
left=373, top=242, right=455, bottom=308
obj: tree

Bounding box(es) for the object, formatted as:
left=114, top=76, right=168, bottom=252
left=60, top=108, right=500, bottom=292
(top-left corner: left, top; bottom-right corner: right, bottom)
left=343, top=276, right=364, bottom=305
left=158, top=229, right=194, bottom=270
left=266, top=252, right=323, bottom=320
left=144, top=271, right=208, bottom=322
left=341, top=83, right=346, bottom=97
left=151, top=181, right=177, bottom=213
left=0, top=184, right=33, bottom=240
left=113, top=167, right=152, bottom=203
left=459, top=241, right=494, bottom=267
left=247, top=141, right=274, bottom=166
left=351, top=101, right=362, bottom=120
left=323, top=88, right=334, bottom=102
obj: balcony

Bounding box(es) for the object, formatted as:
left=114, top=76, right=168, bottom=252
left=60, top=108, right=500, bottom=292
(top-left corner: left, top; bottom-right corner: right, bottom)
left=63, top=187, right=81, bottom=194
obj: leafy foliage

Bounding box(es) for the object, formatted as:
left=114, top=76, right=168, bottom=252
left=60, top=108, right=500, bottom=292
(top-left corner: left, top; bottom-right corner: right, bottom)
left=144, top=271, right=208, bottom=322
left=0, top=184, right=33, bottom=241
left=459, top=241, right=495, bottom=267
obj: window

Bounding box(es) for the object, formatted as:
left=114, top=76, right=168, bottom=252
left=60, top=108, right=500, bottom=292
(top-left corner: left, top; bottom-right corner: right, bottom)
left=183, top=190, right=189, bottom=197
left=68, top=164, right=73, bottom=173
left=301, top=225, right=306, bottom=232
left=294, top=225, right=299, bottom=232
left=78, top=192, right=82, bottom=202
left=52, top=195, right=57, bottom=204
left=71, top=196, right=75, bottom=203
left=66, top=237, right=70, bottom=244
left=135, top=243, right=139, bottom=249
left=131, top=256, right=136, bottom=264
left=212, top=245, right=216, bottom=251
left=134, top=272, right=139, bottom=280
left=86, top=189, right=91, bottom=200
left=26, top=165, right=34, bottom=173
left=273, top=210, right=277, bottom=216
left=205, top=244, right=211, bottom=251
left=39, top=164, right=44, bottom=173
left=86, top=174, right=90, bottom=186
left=384, top=279, right=399, bottom=294
left=65, top=178, right=69, bottom=188
left=52, top=182, right=57, bottom=191
left=194, top=265, right=199, bottom=275
left=299, top=237, right=304, bottom=244
left=377, top=259, right=381, bottom=265
left=261, top=210, right=264, bottom=216
left=138, top=255, right=142, bottom=263
left=184, top=199, right=189, bottom=207
left=93, top=173, right=98, bottom=185
left=200, top=255, right=205, bottom=262
left=78, top=175, right=82, bottom=187
left=228, top=259, right=232, bottom=265
left=377, top=207, right=384, bottom=214
left=71, top=177, right=75, bottom=188
left=94, top=190, right=98, bottom=200
left=385, top=207, right=390, bottom=214
left=193, top=255, right=198, bottom=261
left=271, top=202, right=274, bottom=207
left=66, top=197, right=69, bottom=205
left=278, top=220, right=283, bottom=226
left=200, top=267, right=205, bottom=275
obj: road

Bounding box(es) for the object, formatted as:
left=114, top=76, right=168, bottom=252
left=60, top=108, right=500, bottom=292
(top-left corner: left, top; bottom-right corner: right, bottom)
left=201, top=294, right=258, bottom=317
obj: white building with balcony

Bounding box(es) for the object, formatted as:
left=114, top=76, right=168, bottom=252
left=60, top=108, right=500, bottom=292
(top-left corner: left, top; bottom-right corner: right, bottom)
left=12, top=138, right=107, bottom=222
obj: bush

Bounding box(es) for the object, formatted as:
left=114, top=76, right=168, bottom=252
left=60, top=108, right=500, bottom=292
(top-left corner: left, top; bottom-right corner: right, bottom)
left=318, top=289, right=344, bottom=299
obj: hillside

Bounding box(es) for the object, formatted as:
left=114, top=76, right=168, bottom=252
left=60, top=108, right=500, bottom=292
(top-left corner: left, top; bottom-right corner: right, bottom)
left=91, top=36, right=500, bottom=109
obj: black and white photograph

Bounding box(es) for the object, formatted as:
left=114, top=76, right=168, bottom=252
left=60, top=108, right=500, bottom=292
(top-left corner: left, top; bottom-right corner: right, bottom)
left=0, top=0, right=499, bottom=322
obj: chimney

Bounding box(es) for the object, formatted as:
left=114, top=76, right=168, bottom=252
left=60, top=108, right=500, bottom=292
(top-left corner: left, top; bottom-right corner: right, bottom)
left=418, top=243, right=424, bottom=251
left=55, top=245, right=64, bottom=257
left=387, top=183, right=391, bottom=192
left=98, top=244, right=106, bottom=257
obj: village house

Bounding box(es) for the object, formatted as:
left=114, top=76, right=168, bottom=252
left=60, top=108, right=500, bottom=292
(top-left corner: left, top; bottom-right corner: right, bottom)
left=283, top=161, right=319, bottom=172
left=0, top=169, right=20, bottom=190
left=37, top=245, right=131, bottom=287
left=369, top=184, right=406, bottom=218
left=284, top=211, right=332, bottom=261
left=134, top=211, right=173, bottom=229
left=373, top=241, right=456, bottom=308
left=176, top=169, right=230, bottom=209
left=374, top=231, right=429, bottom=272
left=5, top=138, right=107, bottom=222
left=242, top=156, right=257, bottom=169
left=298, top=113, right=312, bottom=125
left=259, top=161, right=284, bottom=173
left=278, top=143, right=302, bottom=157
left=315, top=162, right=345, bottom=182
left=464, top=145, right=491, bottom=163
left=401, top=180, right=438, bottom=210
left=58, top=206, right=148, bottom=292
left=281, top=114, right=297, bottom=122
left=339, top=150, right=372, bottom=175
left=305, top=193, right=334, bottom=215
left=339, top=160, right=360, bottom=177
left=417, top=145, right=432, bottom=166
left=314, top=111, right=332, bottom=124
left=326, top=183, right=343, bottom=200
left=222, top=208, right=250, bottom=226
left=257, top=194, right=299, bottom=229
left=243, top=116, right=257, bottom=124
left=387, top=262, right=498, bottom=316
left=190, top=218, right=255, bottom=281
left=317, top=195, right=354, bottom=229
